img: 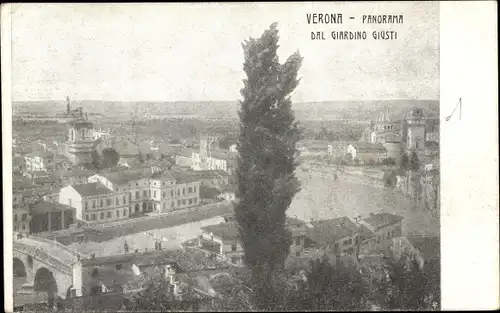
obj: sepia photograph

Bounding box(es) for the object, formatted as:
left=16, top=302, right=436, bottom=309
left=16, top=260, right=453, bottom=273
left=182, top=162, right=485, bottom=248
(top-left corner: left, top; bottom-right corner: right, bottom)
left=5, top=2, right=493, bottom=312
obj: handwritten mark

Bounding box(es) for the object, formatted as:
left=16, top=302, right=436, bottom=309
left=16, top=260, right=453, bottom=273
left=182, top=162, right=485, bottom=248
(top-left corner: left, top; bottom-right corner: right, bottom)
left=349, top=17, right=355, bottom=20
left=445, top=98, right=462, bottom=121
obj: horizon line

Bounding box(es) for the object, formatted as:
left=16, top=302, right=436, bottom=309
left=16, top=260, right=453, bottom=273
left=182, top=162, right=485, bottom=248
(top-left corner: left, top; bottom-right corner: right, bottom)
left=12, top=98, right=440, bottom=103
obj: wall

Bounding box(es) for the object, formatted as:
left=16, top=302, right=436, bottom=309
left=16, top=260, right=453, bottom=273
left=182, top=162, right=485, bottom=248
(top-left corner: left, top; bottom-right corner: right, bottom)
left=59, top=186, right=84, bottom=220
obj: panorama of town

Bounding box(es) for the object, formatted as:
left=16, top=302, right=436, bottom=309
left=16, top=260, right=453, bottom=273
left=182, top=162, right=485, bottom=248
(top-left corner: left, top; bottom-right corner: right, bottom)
left=12, top=95, right=440, bottom=311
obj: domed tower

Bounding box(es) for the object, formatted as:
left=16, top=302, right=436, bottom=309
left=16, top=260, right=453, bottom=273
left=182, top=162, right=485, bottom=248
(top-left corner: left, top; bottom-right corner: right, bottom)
left=405, top=107, right=425, bottom=152
left=66, top=117, right=95, bottom=165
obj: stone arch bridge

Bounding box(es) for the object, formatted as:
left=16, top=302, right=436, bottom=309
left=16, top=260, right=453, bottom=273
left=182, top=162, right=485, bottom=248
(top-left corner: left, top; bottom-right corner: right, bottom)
left=13, top=235, right=87, bottom=301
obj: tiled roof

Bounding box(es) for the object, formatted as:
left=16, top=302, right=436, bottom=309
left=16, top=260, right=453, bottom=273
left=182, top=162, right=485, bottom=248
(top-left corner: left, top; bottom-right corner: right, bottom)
left=201, top=221, right=240, bottom=240
left=99, top=169, right=151, bottom=185
left=209, top=149, right=236, bottom=160
left=306, top=217, right=359, bottom=244
left=362, top=213, right=403, bottom=231
left=72, top=182, right=113, bottom=197
left=189, top=170, right=229, bottom=178
left=170, top=170, right=199, bottom=183
left=30, top=201, right=74, bottom=214
left=357, top=224, right=376, bottom=240
left=350, top=142, right=387, bottom=152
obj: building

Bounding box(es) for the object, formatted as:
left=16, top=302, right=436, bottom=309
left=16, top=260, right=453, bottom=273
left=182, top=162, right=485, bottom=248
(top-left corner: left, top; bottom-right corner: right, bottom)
left=217, top=185, right=237, bottom=201
left=113, top=138, right=141, bottom=163
left=401, top=107, right=426, bottom=154
left=347, top=143, right=387, bottom=164
left=188, top=170, right=230, bottom=190
left=358, top=212, right=403, bottom=250
left=59, top=182, right=129, bottom=223
left=13, top=191, right=31, bottom=234
left=56, top=96, right=85, bottom=123
left=327, top=141, right=350, bottom=159
left=61, top=168, right=94, bottom=186
left=13, top=155, right=27, bottom=174
left=24, top=150, right=56, bottom=172
left=65, top=118, right=95, bottom=165
left=88, top=167, right=201, bottom=215
left=304, top=217, right=361, bottom=258
left=296, top=140, right=330, bottom=157
left=93, top=126, right=111, bottom=140
left=29, top=201, right=76, bottom=234
left=192, top=135, right=237, bottom=174
left=389, top=235, right=440, bottom=270
left=175, top=148, right=195, bottom=168
left=199, top=217, right=309, bottom=267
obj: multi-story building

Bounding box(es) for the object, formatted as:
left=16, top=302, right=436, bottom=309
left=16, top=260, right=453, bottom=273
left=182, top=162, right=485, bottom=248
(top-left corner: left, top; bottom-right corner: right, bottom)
left=88, top=167, right=201, bottom=216
left=59, top=182, right=130, bottom=223
left=358, top=212, right=403, bottom=250
left=65, top=118, right=95, bottom=165
left=192, top=135, right=237, bottom=175
left=29, top=201, right=75, bottom=234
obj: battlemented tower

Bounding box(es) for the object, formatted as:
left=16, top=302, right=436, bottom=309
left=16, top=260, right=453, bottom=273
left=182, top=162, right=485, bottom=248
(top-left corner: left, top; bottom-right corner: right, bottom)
left=404, top=107, right=426, bottom=152
left=66, top=117, right=95, bottom=165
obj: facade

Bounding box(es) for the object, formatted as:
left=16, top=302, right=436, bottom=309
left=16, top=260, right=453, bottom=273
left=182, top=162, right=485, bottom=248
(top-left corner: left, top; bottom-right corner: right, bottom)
left=29, top=201, right=76, bottom=234
left=59, top=182, right=129, bottom=223
left=347, top=143, right=387, bottom=164
left=359, top=212, right=403, bottom=250
left=192, top=135, right=237, bottom=174
left=13, top=191, right=31, bottom=234
left=25, top=151, right=56, bottom=172
left=327, top=141, right=350, bottom=159
left=88, top=167, right=201, bottom=215
left=402, top=108, right=426, bottom=153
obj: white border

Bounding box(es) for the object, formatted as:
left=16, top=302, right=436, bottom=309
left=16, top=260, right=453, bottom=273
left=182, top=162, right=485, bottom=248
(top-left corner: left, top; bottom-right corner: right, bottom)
left=2, top=2, right=499, bottom=311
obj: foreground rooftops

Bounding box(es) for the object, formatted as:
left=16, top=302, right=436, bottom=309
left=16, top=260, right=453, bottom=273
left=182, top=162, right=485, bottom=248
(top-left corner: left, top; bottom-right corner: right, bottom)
left=362, top=212, right=403, bottom=231
left=307, top=217, right=359, bottom=244
left=349, top=142, right=387, bottom=152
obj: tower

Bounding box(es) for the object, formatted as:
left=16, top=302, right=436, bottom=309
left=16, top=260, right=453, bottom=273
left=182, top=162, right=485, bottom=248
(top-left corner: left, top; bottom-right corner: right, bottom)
left=66, top=118, right=95, bottom=165
left=405, top=108, right=426, bottom=152
left=66, top=96, right=71, bottom=113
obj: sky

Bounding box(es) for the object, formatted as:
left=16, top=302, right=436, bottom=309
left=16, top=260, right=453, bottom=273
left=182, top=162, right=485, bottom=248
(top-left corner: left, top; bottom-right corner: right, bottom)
left=11, top=2, right=439, bottom=102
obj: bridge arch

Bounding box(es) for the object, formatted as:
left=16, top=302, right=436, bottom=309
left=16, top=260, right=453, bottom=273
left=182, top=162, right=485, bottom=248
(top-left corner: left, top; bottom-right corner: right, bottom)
left=13, top=257, right=26, bottom=277
left=34, top=267, right=58, bottom=295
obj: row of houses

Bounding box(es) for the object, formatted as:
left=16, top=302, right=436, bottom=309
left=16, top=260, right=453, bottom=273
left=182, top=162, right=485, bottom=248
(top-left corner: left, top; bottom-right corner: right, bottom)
left=197, top=212, right=404, bottom=267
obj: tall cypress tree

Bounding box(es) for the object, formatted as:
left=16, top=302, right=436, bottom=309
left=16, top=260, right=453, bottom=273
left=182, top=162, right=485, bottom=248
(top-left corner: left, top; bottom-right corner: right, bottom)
left=235, top=22, right=303, bottom=309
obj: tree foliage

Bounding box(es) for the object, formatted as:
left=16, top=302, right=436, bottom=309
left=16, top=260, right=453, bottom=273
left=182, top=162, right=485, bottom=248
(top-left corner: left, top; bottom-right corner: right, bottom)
left=234, top=22, right=303, bottom=309
left=101, top=147, right=120, bottom=168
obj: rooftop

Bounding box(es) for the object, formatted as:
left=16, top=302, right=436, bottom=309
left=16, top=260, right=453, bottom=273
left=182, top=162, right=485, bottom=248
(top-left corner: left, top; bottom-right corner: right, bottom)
left=98, top=169, right=151, bottom=185
left=72, top=182, right=113, bottom=197
left=189, top=170, right=229, bottom=178
left=113, top=138, right=140, bottom=156
left=30, top=201, right=74, bottom=214
left=306, top=217, right=359, bottom=244
left=81, top=250, right=179, bottom=268
left=350, top=142, right=387, bottom=152
left=362, top=213, right=404, bottom=231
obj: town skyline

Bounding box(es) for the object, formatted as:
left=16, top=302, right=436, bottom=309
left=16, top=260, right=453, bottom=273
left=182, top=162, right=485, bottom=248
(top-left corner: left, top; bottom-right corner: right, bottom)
left=12, top=2, right=438, bottom=102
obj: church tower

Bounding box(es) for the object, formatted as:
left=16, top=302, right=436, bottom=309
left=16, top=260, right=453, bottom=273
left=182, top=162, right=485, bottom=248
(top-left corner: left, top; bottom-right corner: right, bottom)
left=66, top=117, right=95, bottom=165
left=405, top=108, right=426, bottom=153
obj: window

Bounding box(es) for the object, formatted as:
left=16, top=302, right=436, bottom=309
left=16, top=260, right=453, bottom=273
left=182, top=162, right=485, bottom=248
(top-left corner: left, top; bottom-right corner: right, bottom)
left=116, top=198, right=120, bottom=206
left=85, top=201, right=88, bottom=210
left=107, top=199, right=112, bottom=206
left=116, top=210, right=120, bottom=218
left=136, top=191, right=140, bottom=199
left=92, top=214, right=97, bottom=221
left=171, top=190, right=174, bottom=197
left=143, top=190, right=147, bottom=197
left=92, top=200, right=96, bottom=208
left=14, top=214, right=18, bottom=222
left=107, top=211, right=112, bottom=218
left=194, top=185, right=196, bottom=193
left=231, top=245, right=237, bottom=252
left=188, top=199, right=192, bottom=205
left=296, top=251, right=301, bottom=257
left=295, top=237, right=301, bottom=246
left=100, top=199, right=103, bottom=207
left=188, top=187, right=193, bottom=193
left=177, top=200, right=181, bottom=206
left=182, top=199, right=186, bottom=205
left=171, top=202, right=175, bottom=208
left=183, top=188, right=185, bottom=195
left=231, top=257, right=238, bottom=264
left=116, top=264, right=122, bottom=271
left=148, top=190, right=151, bottom=197
left=85, top=215, right=89, bottom=221
left=124, top=209, right=128, bottom=216
left=123, top=196, right=127, bottom=204
left=334, top=243, right=340, bottom=253
left=100, top=212, right=104, bottom=220
left=163, top=192, right=166, bottom=199
left=22, top=214, right=27, bottom=221
left=154, top=191, right=157, bottom=198
left=115, top=188, right=118, bottom=192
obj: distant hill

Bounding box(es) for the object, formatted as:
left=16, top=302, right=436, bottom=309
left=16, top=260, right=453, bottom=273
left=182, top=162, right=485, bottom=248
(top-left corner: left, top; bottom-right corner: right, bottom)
left=12, top=99, right=439, bottom=121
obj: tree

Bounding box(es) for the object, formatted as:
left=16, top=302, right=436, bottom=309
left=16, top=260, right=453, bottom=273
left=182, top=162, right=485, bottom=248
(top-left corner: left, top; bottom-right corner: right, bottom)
left=101, top=148, right=120, bottom=168
left=235, top=22, right=302, bottom=310
left=409, top=151, right=420, bottom=171
left=401, top=152, right=410, bottom=171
